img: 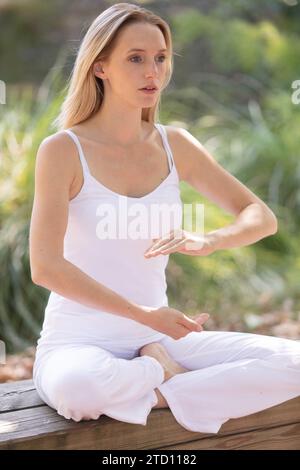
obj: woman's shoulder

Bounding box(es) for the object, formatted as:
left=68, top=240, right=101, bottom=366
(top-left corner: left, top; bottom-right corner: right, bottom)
left=161, top=124, right=189, bottom=182
left=38, top=130, right=80, bottom=166
left=40, top=129, right=76, bottom=150
left=35, top=130, right=79, bottom=183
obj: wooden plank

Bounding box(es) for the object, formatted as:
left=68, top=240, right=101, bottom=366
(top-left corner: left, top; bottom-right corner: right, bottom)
left=159, top=422, right=300, bottom=450
left=0, top=396, right=300, bottom=450
left=0, top=380, right=44, bottom=412
left=2, top=379, right=300, bottom=431
left=0, top=405, right=195, bottom=450
left=0, top=379, right=300, bottom=450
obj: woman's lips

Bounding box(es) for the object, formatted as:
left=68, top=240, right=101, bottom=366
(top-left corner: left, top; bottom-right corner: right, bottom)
left=139, top=88, right=157, bottom=94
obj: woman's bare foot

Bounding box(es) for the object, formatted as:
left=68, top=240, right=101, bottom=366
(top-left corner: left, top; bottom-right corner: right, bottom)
left=153, top=388, right=168, bottom=408
left=139, top=342, right=190, bottom=381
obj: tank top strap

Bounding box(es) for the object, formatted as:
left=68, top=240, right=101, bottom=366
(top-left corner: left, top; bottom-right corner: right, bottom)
left=154, top=123, right=174, bottom=172
left=64, top=129, right=91, bottom=176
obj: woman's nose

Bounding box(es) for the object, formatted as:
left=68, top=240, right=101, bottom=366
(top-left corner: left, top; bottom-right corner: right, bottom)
left=145, top=60, right=159, bottom=77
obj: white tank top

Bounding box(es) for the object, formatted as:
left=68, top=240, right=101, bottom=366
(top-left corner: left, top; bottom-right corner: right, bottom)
left=35, top=123, right=183, bottom=352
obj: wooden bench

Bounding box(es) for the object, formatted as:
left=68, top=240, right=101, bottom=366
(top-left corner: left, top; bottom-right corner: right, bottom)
left=0, top=379, right=299, bottom=450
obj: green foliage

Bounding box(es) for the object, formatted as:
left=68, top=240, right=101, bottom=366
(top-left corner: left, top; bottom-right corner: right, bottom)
left=0, top=49, right=67, bottom=353
left=0, top=0, right=64, bottom=83
left=172, top=9, right=300, bottom=100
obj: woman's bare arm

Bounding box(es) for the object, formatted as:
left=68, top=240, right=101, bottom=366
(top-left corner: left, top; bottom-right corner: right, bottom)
left=170, top=126, right=278, bottom=250
left=29, top=133, right=147, bottom=322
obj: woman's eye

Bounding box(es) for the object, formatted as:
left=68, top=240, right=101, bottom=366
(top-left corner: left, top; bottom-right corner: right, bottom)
left=129, top=55, right=166, bottom=63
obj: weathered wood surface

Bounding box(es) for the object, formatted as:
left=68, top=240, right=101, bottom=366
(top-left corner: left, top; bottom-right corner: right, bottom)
left=0, top=379, right=299, bottom=450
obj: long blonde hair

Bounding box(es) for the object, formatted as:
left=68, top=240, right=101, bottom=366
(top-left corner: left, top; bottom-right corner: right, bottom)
left=52, top=2, right=174, bottom=131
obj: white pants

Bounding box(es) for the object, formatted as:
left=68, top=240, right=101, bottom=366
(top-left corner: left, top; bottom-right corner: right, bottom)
left=33, top=330, right=300, bottom=434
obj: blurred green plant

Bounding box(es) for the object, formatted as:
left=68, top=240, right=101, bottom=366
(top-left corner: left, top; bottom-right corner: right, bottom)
left=0, top=48, right=68, bottom=353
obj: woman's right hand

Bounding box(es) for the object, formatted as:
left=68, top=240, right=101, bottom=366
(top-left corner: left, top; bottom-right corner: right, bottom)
left=139, top=306, right=210, bottom=340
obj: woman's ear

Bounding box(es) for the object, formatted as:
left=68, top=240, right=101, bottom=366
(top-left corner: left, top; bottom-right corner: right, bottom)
left=94, top=62, right=103, bottom=77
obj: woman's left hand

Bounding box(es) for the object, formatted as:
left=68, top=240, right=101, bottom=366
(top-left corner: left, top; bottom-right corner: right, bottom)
left=144, top=229, right=218, bottom=258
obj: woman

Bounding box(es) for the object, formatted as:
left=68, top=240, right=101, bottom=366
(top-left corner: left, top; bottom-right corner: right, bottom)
left=30, top=2, right=300, bottom=433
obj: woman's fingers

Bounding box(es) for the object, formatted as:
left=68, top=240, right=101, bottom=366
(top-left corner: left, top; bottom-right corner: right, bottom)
left=192, top=313, right=210, bottom=324
left=183, top=316, right=203, bottom=332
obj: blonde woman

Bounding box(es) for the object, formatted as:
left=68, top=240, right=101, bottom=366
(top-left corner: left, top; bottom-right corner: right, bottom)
left=30, top=3, right=300, bottom=433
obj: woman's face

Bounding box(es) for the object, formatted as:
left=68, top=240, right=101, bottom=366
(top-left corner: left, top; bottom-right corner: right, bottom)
left=97, top=22, right=169, bottom=106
